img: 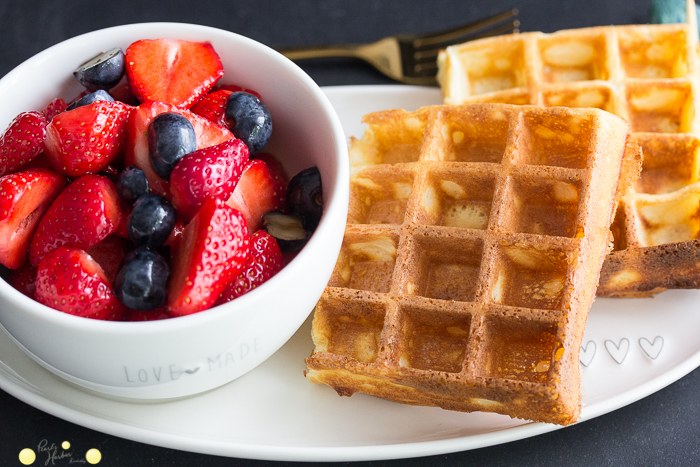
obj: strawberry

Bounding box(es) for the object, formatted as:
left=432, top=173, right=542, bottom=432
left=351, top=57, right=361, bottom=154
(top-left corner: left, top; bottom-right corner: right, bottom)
left=226, top=159, right=284, bottom=233
left=170, top=138, right=249, bottom=220
left=86, top=235, right=125, bottom=282
left=216, top=230, right=283, bottom=304
left=190, top=90, right=231, bottom=127
left=167, top=198, right=249, bottom=316
left=7, top=262, right=38, bottom=298
left=125, top=39, right=224, bottom=109
left=109, top=81, right=138, bottom=105
left=35, top=246, right=125, bottom=320
left=44, top=100, right=132, bottom=177
left=125, top=101, right=233, bottom=197
left=113, top=202, right=132, bottom=238
left=29, top=174, right=122, bottom=267
left=0, top=111, right=48, bottom=177
left=42, top=98, right=67, bottom=123
left=212, top=84, right=263, bottom=102
left=16, top=153, right=53, bottom=172
left=0, top=168, right=66, bottom=269
left=164, top=221, right=185, bottom=255
left=254, top=152, right=288, bottom=211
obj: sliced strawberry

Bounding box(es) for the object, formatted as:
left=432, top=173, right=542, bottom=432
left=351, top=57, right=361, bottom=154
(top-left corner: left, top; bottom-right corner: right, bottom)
left=212, top=84, right=263, bottom=102
left=170, top=139, right=249, bottom=220
left=226, top=159, right=284, bottom=233
left=216, top=230, right=283, bottom=304
left=113, top=202, right=132, bottom=238
left=42, top=98, right=67, bottom=123
left=125, top=39, right=224, bottom=109
left=44, top=100, right=132, bottom=177
left=0, top=111, right=48, bottom=177
left=125, top=307, right=171, bottom=321
left=0, top=168, right=66, bottom=269
left=190, top=90, right=231, bottom=127
left=7, top=261, right=38, bottom=298
left=35, top=246, right=125, bottom=320
left=125, top=101, right=233, bottom=197
left=164, top=221, right=185, bottom=255
left=29, top=174, right=122, bottom=267
left=86, top=235, right=125, bottom=282
left=167, top=198, right=249, bottom=316
left=254, top=152, right=288, bottom=211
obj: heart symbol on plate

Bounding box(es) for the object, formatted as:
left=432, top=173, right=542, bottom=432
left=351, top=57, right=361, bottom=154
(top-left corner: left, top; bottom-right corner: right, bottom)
left=604, top=338, right=629, bottom=364
left=579, top=341, right=596, bottom=367
left=639, top=336, right=664, bottom=360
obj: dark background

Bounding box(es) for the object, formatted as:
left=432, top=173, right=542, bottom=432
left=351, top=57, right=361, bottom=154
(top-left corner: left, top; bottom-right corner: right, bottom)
left=2, top=0, right=700, bottom=466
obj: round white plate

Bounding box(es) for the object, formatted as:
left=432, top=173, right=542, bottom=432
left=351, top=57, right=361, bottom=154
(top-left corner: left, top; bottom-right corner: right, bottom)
left=2, top=85, right=700, bottom=462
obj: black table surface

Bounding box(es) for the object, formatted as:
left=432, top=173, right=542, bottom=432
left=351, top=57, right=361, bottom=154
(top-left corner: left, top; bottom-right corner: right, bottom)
left=1, top=0, right=699, bottom=465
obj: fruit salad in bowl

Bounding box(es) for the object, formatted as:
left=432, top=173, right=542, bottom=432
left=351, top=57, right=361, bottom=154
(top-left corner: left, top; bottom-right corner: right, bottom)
left=0, top=23, right=348, bottom=399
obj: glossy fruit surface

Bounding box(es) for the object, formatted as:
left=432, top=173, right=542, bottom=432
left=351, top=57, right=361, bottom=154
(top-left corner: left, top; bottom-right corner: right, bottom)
left=262, top=210, right=309, bottom=252
left=127, top=193, right=176, bottom=249
left=114, top=247, right=169, bottom=311
left=66, top=89, right=114, bottom=110
left=225, top=92, right=272, bottom=155
left=35, top=246, right=125, bottom=320
left=116, top=165, right=150, bottom=204
left=0, top=111, right=48, bottom=177
left=287, top=166, right=323, bottom=231
left=225, top=159, right=283, bottom=232
left=74, top=47, right=126, bottom=92
left=147, top=112, right=197, bottom=180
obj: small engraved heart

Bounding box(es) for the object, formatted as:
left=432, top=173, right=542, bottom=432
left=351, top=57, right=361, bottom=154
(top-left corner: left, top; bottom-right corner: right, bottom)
left=639, top=336, right=664, bottom=360
left=605, top=338, right=629, bottom=364
left=185, top=367, right=200, bottom=374
left=580, top=341, right=596, bottom=367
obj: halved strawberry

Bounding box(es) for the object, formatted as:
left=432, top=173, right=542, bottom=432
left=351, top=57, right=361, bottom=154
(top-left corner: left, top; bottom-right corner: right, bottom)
left=167, top=198, right=249, bottom=316
left=35, top=246, right=125, bottom=320
left=253, top=152, right=288, bottom=211
left=226, top=159, right=284, bottom=233
left=125, top=39, right=224, bottom=109
left=125, top=101, right=233, bottom=197
left=0, top=111, right=48, bottom=177
left=29, top=174, right=122, bottom=267
left=42, top=98, right=67, bottom=123
left=86, top=235, right=125, bottom=283
left=190, top=89, right=231, bottom=127
left=44, top=100, right=132, bottom=177
left=216, top=230, right=283, bottom=304
left=170, top=138, right=249, bottom=220
left=7, top=261, right=38, bottom=298
left=0, top=168, right=66, bottom=269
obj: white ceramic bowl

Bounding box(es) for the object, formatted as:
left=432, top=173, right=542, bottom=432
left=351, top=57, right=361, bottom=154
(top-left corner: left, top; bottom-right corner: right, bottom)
left=0, top=23, right=348, bottom=399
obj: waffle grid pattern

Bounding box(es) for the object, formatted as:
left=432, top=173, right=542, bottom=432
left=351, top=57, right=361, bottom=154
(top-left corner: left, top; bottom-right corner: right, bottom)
left=307, top=104, right=638, bottom=424
left=438, top=24, right=700, bottom=296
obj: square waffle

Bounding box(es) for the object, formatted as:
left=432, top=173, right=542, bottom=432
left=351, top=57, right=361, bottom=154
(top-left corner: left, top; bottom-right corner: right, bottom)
left=437, top=22, right=700, bottom=297
left=306, top=104, right=641, bottom=425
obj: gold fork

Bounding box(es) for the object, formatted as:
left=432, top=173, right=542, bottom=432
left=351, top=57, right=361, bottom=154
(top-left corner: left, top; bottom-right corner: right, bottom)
left=276, top=9, right=519, bottom=86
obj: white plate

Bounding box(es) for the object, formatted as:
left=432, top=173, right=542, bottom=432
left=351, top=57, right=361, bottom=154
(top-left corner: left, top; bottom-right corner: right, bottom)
left=2, top=85, right=700, bottom=462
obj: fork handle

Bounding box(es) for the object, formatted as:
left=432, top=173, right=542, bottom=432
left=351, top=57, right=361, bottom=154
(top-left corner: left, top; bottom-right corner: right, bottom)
left=276, top=44, right=362, bottom=60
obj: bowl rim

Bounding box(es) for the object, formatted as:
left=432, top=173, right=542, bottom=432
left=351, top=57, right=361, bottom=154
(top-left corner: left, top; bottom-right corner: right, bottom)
left=0, top=22, right=349, bottom=334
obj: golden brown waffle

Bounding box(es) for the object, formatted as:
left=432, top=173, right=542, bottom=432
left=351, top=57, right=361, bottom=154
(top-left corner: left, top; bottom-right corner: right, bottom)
left=437, top=23, right=700, bottom=297
left=306, top=104, right=641, bottom=425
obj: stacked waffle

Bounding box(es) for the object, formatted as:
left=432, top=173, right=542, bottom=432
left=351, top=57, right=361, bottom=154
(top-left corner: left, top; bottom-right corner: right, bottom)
left=306, top=104, right=641, bottom=424
left=437, top=23, right=700, bottom=296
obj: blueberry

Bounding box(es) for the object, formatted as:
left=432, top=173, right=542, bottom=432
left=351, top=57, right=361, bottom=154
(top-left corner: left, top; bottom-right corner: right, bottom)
left=74, top=48, right=126, bottom=92
left=225, top=92, right=272, bottom=155
left=286, top=166, right=323, bottom=231
left=117, top=166, right=150, bottom=204
left=66, top=89, right=114, bottom=110
left=147, top=113, right=197, bottom=180
left=262, top=211, right=309, bottom=252
left=114, top=248, right=169, bottom=311
left=127, top=194, right=177, bottom=249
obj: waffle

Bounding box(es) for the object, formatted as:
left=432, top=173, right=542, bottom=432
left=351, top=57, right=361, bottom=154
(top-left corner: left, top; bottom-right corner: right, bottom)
left=437, top=22, right=700, bottom=297
left=305, top=103, right=641, bottom=425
